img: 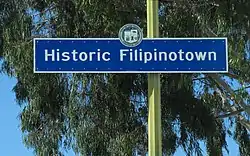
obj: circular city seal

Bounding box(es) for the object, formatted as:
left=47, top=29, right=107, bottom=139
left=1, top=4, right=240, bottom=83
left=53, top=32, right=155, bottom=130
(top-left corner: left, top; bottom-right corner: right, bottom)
left=118, top=24, right=143, bottom=47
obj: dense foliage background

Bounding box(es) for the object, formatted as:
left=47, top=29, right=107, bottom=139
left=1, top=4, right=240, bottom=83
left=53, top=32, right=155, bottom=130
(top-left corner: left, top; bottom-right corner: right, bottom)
left=1, top=0, right=250, bottom=155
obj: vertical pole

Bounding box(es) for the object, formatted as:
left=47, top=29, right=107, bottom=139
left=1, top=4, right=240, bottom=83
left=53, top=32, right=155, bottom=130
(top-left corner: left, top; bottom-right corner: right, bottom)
left=147, top=0, right=162, bottom=156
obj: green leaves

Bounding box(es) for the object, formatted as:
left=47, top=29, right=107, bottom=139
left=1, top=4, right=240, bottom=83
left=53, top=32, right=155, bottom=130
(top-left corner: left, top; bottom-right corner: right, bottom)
left=234, top=121, right=250, bottom=155
left=1, top=0, right=250, bottom=155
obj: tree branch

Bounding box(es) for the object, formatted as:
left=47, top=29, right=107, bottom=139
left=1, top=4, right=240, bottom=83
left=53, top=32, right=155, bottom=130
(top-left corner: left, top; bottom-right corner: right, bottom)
left=192, top=77, right=206, bottom=81
left=225, top=72, right=240, bottom=80
left=238, top=115, right=250, bottom=131
left=216, top=109, right=245, bottom=119
left=207, top=74, right=250, bottom=131
left=207, top=74, right=250, bottom=114
left=234, top=85, right=250, bottom=92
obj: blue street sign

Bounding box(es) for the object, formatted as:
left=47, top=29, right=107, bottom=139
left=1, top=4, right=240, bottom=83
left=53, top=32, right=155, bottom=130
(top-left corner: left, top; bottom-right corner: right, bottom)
left=33, top=38, right=228, bottom=73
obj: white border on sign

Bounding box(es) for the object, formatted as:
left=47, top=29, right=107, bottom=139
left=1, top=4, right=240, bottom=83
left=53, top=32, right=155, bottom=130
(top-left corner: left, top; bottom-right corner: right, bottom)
left=33, top=37, right=228, bottom=74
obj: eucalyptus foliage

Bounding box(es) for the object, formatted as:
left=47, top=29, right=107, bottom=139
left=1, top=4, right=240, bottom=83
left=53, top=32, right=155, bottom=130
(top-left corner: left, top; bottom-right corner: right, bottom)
left=1, top=0, right=250, bottom=155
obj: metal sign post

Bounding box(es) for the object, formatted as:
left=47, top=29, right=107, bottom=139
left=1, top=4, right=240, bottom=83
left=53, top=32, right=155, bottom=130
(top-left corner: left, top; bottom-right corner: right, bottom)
left=147, top=0, right=162, bottom=155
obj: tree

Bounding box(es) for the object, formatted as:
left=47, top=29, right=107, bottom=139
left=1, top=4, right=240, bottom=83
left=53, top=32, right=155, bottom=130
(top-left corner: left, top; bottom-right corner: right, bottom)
left=1, top=0, right=250, bottom=155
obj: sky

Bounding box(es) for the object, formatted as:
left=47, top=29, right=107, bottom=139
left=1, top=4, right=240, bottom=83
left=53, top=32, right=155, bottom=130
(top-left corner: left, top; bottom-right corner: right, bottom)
left=0, top=73, right=74, bottom=156
left=0, top=71, right=242, bottom=155
left=0, top=74, right=33, bottom=156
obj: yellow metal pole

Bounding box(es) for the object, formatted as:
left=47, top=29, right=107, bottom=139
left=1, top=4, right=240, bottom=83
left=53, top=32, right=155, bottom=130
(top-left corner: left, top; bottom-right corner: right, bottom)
left=147, top=0, right=162, bottom=156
